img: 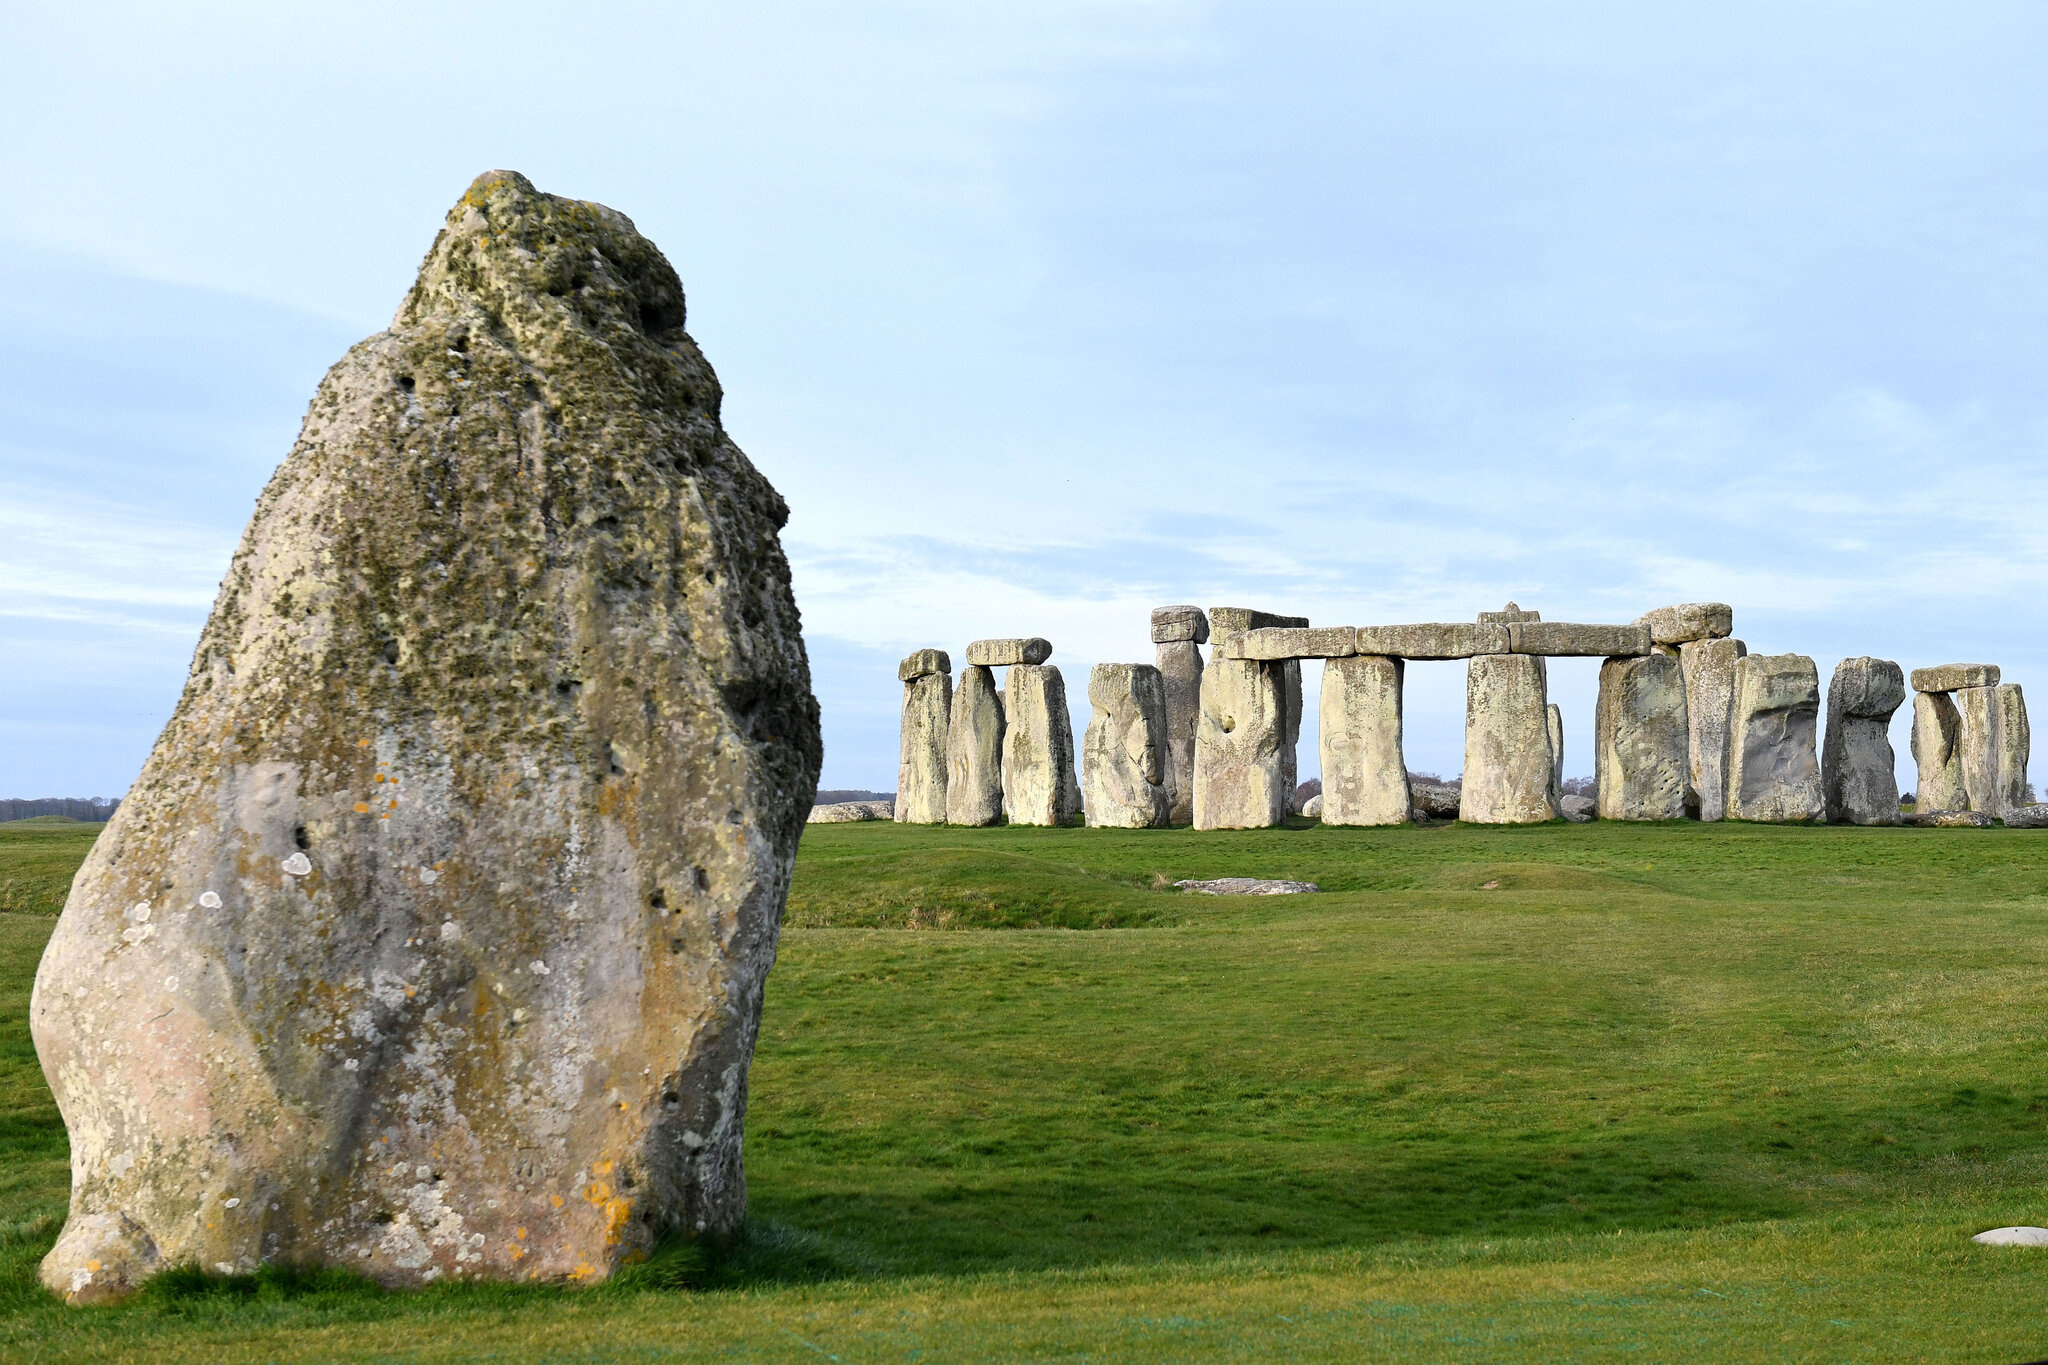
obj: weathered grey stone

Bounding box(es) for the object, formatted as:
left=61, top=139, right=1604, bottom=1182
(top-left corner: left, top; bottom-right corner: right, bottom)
left=1150, top=605, right=1209, bottom=645
left=896, top=670, right=951, bottom=824
left=1559, top=793, right=1596, bottom=821
left=1679, top=637, right=1747, bottom=822
left=1998, top=684, right=2030, bottom=817
left=1320, top=655, right=1409, bottom=826
left=1635, top=603, right=1734, bottom=645
left=965, top=637, right=1052, bottom=667
left=1912, top=663, right=2000, bottom=693
left=1973, top=1226, right=2048, bottom=1245
left=1461, top=654, right=1558, bottom=823
left=1155, top=639, right=1203, bottom=826
left=1280, top=659, right=1303, bottom=802
left=1082, top=663, right=1169, bottom=828
left=898, top=647, right=950, bottom=681
left=1411, top=780, right=1461, bottom=819
left=1547, top=703, right=1565, bottom=795
left=1822, top=657, right=1904, bottom=825
left=1002, top=665, right=1078, bottom=826
left=1912, top=691, right=1967, bottom=813
left=945, top=665, right=1005, bottom=826
left=1301, top=794, right=1323, bottom=817
left=1354, top=623, right=1510, bottom=660
left=1595, top=653, right=1689, bottom=820
left=1509, top=621, right=1652, bottom=657
left=1193, top=658, right=1287, bottom=829
left=1906, top=808, right=1994, bottom=828
left=30, top=171, right=823, bottom=1302
left=1479, top=602, right=1541, bottom=625
left=1221, top=626, right=1357, bottom=660
left=1174, top=878, right=1319, bottom=895
left=1725, top=653, right=1823, bottom=822
left=1208, top=607, right=1308, bottom=635
left=2002, top=803, right=2048, bottom=829
left=1957, top=684, right=2004, bottom=816
left=808, top=800, right=893, bottom=823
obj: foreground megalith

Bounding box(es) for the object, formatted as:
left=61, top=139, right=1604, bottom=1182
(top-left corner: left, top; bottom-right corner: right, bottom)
left=1594, top=653, right=1689, bottom=820
left=1081, top=663, right=1170, bottom=828
left=1461, top=654, right=1557, bottom=823
left=1152, top=606, right=1208, bottom=825
left=1195, top=608, right=1302, bottom=829
left=32, top=171, right=822, bottom=1302
left=946, top=665, right=1005, bottom=826
left=1911, top=690, right=1967, bottom=813
left=1003, top=664, right=1079, bottom=826
left=1822, top=657, right=1905, bottom=825
left=1320, top=655, right=1410, bottom=825
left=896, top=649, right=951, bottom=824
left=1678, top=637, right=1747, bottom=821
left=1725, top=653, right=1822, bottom=822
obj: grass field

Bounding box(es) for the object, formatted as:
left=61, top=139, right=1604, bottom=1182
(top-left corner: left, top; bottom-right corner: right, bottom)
left=4, top=818, right=2048, bottom=1361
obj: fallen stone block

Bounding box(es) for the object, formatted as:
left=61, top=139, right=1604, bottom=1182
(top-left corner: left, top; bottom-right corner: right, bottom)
left=808, top=800, right=895, bottom=823
left=1726, top=653, right=1823, bottom=822
left=1174, top=878, right=1319, bottom=895
left=1559, top=793, right=1596, bottom=821
left=1822, top=657, right=1905, bottom=825
left=1595, top=653, right=1690, bottom=820
left=1905, top=809, right=1995, bottom=828
left=1973, top=1227, right=2048, bottom=1245
left=1635, top=603, right=1734, bottom=645
left=898, top=647, right=952, bottom=681
left=1082, top=663, right=1170, bottom=828
left=1354, top=623, right=1510, bottom=660
left=1911, top=663, right=1999, bottom=693
left=1150, top=605, right=1210, bottom=645
left=1411, top=780, right=1462, bottom=820
left=2002, top=804, right=2048, bottom=828
left=965, top=637, right=1052, bottom=667
left=1509, top=621, right=1652, bottom=657
left=1301, top=794, right=1323, bottom=817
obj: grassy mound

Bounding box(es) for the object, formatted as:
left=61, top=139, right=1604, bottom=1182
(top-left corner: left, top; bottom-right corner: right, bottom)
left=0, top=823, right=102, bottom=915
left=2, top=821, right=2048, bottom=1360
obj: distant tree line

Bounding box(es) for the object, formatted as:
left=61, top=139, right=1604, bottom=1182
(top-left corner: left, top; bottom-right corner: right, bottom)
left=0, top=797, right=121, bottom=822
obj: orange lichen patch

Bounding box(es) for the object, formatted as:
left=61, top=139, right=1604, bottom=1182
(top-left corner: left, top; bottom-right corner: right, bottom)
left=515, top=1227, right=527, bottom=1240
left=600, top=1196, right=634, bottom=1246
left=375, top=774, right=388, bottom=784
left=550, top=1194, right=564, bottom=1209
left=569, top=1261, right=597, bottom=1282
left=510, top=1244, right=526, bottom=1261
left=354, top=803, right=371, bottom=814
left=593, top=1161, right=613, bottom=1176
left=358, top=738, right=372, bottom=747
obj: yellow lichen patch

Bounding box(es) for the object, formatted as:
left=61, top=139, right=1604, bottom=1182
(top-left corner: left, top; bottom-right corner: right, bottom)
left=354, top=803, right=371, bottom=814
left=569, top=1261, right=597, bottom=1282
left=550, top=1194, right=563, bottom=1209
left=601, top=1196, right=634, bottom=1245
left=514, top=1227, right=527, bottom=1239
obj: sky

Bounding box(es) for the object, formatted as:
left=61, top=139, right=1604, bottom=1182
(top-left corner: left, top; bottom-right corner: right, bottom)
left=3, top=1, right=2046, bottom=797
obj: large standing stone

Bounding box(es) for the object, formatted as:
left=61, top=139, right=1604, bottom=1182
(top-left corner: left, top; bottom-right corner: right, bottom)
left=896, top=651, right=951, bottom=824
left=1957, top=684, right=2005, bottom=816
left=1821, top=657, right=1905, bottom=825
left=1460, top=654, right=1558, bottom=823
left=1725, top=654, right=1823, bottom=822
left=1998, top=684, right=2031, bottom=817
left=1547, top=703, right=1565, bottom=795
left=1082, top=664, right=1170, bottom=828
left=1679, top=637, right=1747, bottom=822
left=1281, top=659, right=1304, bottom=802
left=1594, top=653, right=1689, bottom=820
left=1912, top=691, right=1967, bottom=813
left=30, top=172, right=823, bottom=1303
left=1193, top=657, right=1288, bottom=829
left=946, top=665, right=1005, bottom=826
left=1002, top=665, right=1078, bottom=826
left=1320, top=655, right=1410, bottom=825
left=1154, top=634, right=1204, bottom=826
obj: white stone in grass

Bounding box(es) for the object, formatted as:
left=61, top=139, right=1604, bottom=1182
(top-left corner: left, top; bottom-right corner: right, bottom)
left=1173, top=877, right=1319, bottom=895
left=1973, top=1226, right=2048, bottom=1246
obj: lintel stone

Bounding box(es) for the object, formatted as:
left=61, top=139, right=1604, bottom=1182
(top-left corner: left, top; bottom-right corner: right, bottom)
left=898, top=648, right=952, bottom=681
left=1635, top=603, right=1733, bottom=645
left=1150, top=606, right=1210, bottom=645
left=1509, top=621, right=1652, bottom=657
left=1911, top=663, right=2000, bottom=693
left=1353, top=622, right=1508, bottom=660
left=1219, top=625, right=1358, bottom=661
left=1209, top=606, right=1308, bottom=635
left=965, top=638, right=1052, bottom=667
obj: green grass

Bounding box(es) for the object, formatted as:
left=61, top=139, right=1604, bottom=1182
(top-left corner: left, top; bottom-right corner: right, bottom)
left=0, top=824, right=100, bottom=916
left=6, top=819, right=2048, bottom=1360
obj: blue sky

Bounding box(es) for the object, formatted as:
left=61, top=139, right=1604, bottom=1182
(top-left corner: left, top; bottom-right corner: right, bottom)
left=3, top=2, right=2045, bottom=795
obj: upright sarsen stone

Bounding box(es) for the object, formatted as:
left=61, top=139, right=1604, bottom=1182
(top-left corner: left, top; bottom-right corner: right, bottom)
left=1461, top=654, right=1557, bottom=823
left=896, top=650, right=951, bottom=824
left=1152, top=606, right=1207, bottom=826
left=1679, top=637, right=1747, bottom=822
left=1822, top=657, right=1905, bottom=825
left=1193, top=658, right=1288, bottom=829
left=1082, top=663, right=1170, bottom=828
left=1997, top=684, right=2031, bottom=817
left=1002, top=665, right=1078, bottom=826
left=946, top=665, right=1004, bottom=826
left=1911, top=691, right=1967, bottom=812
left=1320, top=655, right=1409, bottom=825
left=1726, top=653, right=1823, bottom=822
left=1547, top=703, right=1565, bottom=796
left=1594, top=653, right=1689, bottom=820
left=31, top=172, right=823, bottom=1302
left=1956, top=685, right=2004, bottom=816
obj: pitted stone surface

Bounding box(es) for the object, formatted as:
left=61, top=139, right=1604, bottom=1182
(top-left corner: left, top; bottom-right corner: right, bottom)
left=2002, top=804, right=2048, bottom=829
left=946, top=665, right=1005, bottom=827
left=1155, top=639, right=1203, bottom=826
left=1174, top=878, right=1319, bottom=895
left=1997, top=685, right=2031, bottom=818
left=1822, top=658, right=1904, bottom=825
left=1081, top=663, right=1170, bottom=828
left=1411, top=780, right=1461, bottom=820
left=1635, top=603, right=1733, bottom=646
left=1509, top=622, right=1652, bottom=657
left=1726, top=653, right=1823, bottom=822
left=30, top=171, right=823, bottom=1301
left=1221, top=626, right=1357, bottom=660
left=1906, top=809, right=1995, bottom=828
left=1320, top=655, right=1410, bottom=826
left=809, top=800, right=894, bottom=823
left=896, top=669, right=951, bottom=824
left=1354, top=623, right=1509, bottom=660
left=898, top=648, right=951, bottom=681
left=1150, top=606, right=1209, bottom=645
left=1912, top=663, right=1999, bottom=693
left=1461, top=654, right=1558, bottom=823
left=1002, top=665, right=1078, bottom=826
left=1679, top=638, right=1747, bottom=822
left=1595, top=653, right=1689, bottom=820
left=1547, top=703, right=1565, bottom=796
left=1912, top=691, right=1967, bottom=813
left=1193, top=657, right=1288, bottom=829
left=1957, top=684, right=2003, bottom=815
left=965, top=638, right=1052, bottom=668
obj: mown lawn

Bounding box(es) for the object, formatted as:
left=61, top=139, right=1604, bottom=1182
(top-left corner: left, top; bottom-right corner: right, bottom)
left=5, top=819, right=2048, bottom=1361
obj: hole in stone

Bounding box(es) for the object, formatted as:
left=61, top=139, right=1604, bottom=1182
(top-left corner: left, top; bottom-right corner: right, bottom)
left=398, top=375, right=415, bottom=392
left=649, top=889, right=666, bottom=910
left=293, top=824, right=310, bottom=851
left=381, top=640, right=400, bottom=665
left=692, top=867, right=709, bottom=891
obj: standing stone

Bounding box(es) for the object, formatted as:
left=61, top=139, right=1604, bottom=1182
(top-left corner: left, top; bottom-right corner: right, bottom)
left=1679, top=637, right=1748, bottom=822
left=1152, top=606, right=1208, bottom=826
left=1821, top=657, right=1905, bottom=825
left=1002, top=665, right=1078, bottom=826
left=30, top=171, right=823, bottom=1303
left=1594, top=653, right=1690, bottom=820
left=1912, top=691, right=1967, bottom=813
left=1320, top=655, right=1409, bottom=826
left=1281, top=659, right=1304, bottom=801
left=1956, top=685, right=2004, bottom=816
left=946, top=665, right=1005, bottom=826
left=1195, top=608, right=1304, bottom=830
left=1460, top=654, right=1558, bottom=823
left=1998, top=684, right=2031, bottom=817
left=896, top=651, right=951, bottom=824
left=1725, top=654, right=1823, bottom=822
left=1547, top=703, right=1565, bottom=795
left=1082, top=664, right=1170, bottom=828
